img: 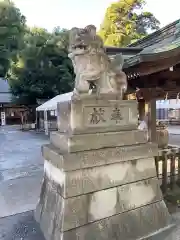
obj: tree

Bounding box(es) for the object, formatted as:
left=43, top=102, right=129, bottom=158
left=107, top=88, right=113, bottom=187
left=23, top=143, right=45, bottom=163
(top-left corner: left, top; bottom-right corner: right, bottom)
left=0, top=0, right=25, bottom=77
left=8, top=27, right=75, bottom=104
left=98, top=0, right=160, bottom=47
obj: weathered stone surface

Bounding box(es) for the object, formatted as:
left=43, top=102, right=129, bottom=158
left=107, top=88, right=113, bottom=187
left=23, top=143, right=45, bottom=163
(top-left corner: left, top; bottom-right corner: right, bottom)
left=36, top=90, right=171, bottom=240
left=35, top=182, right=88, bottom=233
left=36, top=176, right=163, bottom=232
left=42, top=142, right=158, bottom=171
left=68, top=25, right=127, bottom=97
left=57, top=98, right=138, bottom=134
left=88, top=177, right=162, bottom=222
left=53, top=201, right=171, bottom=240
left=43, top=157, right=157, bottom=197
left=50, top=129, right=148, bottom=153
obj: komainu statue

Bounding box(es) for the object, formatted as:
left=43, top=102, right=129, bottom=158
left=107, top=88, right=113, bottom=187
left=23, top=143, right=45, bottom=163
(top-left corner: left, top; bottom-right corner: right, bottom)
left=68, top=25, right=127, bottom=98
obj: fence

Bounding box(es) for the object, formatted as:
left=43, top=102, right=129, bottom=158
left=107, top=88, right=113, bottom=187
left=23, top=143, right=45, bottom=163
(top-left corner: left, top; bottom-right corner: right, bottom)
left=155, top=146, right=180, bottom=195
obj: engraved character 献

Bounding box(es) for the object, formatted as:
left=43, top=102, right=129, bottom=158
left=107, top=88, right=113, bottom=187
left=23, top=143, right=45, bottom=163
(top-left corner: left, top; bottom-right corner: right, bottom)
left=90, top=107, right=106, bottom=124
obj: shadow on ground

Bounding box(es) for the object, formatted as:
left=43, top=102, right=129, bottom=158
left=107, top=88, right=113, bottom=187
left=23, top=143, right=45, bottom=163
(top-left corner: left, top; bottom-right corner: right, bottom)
left=0, top=211, right=45, bottom=240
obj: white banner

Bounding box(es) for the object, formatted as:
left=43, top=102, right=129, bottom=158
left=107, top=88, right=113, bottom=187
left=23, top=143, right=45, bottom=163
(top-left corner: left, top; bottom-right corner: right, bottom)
left=1, top=112, right=6, bottom=126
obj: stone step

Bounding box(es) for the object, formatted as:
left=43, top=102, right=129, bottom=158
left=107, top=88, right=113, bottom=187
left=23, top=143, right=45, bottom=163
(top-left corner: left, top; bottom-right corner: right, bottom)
left=42, top=142, right=158, bottom=171
left=50, top=130, right=148, bottom=153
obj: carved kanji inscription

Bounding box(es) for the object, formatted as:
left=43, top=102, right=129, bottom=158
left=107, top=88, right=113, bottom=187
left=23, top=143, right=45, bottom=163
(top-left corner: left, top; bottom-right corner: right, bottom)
left=90, top=107, right=106, bottom=124
left=111, top=107, right=123, bottom=123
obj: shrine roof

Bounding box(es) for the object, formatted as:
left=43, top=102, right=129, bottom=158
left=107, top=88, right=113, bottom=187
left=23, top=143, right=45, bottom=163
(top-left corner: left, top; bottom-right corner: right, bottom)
left=123, top=19, right=180, bottom=69
left=105, top=46, right=143, bottom=61
left=123, top=35, right=180, bottom=69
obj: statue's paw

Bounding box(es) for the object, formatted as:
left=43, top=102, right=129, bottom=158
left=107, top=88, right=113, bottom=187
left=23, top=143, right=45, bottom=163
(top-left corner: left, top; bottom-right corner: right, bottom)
left=76, top=80, right=90, bottom=94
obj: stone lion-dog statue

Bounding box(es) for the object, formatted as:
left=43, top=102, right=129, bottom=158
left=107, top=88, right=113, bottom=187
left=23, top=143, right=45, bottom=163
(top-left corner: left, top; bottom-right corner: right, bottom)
left=68, top=25, right=127, bottom=98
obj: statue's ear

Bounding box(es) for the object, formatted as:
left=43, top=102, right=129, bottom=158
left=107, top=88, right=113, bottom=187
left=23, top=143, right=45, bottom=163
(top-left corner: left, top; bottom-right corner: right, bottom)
left=85, top=25, right=96, bottom=37
left=70, top=27, right=78, bottom=35
left=69, top=28, right=77, bottom=40
left=111, top=53, right=124, bottom=69
left=69, top=28, right=79, bottom=51
left=115, top=53, right=124, bottom=67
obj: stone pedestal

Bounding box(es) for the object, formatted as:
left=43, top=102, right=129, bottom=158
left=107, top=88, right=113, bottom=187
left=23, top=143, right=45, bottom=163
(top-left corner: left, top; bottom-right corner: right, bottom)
left=35, top=94, right=172, bottom=240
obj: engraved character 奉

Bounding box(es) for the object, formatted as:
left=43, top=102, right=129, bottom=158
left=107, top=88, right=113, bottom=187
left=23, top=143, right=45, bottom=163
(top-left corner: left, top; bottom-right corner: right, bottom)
left=111, top=107, right=123, bottom=123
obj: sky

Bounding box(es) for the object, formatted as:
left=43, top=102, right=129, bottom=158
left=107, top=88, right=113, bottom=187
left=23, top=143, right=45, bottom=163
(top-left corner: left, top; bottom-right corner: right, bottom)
left=13, top=0, right=180, bottom=31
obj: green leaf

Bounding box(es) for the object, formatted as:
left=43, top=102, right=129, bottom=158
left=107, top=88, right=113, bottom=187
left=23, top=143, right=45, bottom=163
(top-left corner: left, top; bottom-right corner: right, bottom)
left=98, top=0, right=160, bottom=46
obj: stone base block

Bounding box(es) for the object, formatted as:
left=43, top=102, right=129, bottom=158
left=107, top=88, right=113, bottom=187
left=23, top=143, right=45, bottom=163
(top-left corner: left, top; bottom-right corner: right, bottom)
left=35, top=173, right=164, bottom=231
left=43, top=156, right=158, bottom=198
left=61, top=201, right=172, bottom=240
left=42, top=142, right=158, bottom=171
left=36, top=200, right=172, bottom=240
left=50, top=130, right=148, bottom=153
left=57, top=97, right=138, bottom=135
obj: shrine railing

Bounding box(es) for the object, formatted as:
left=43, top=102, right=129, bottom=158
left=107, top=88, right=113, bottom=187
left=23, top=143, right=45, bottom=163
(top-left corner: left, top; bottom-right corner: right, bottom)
left=155, top=146, right=180, bottom=195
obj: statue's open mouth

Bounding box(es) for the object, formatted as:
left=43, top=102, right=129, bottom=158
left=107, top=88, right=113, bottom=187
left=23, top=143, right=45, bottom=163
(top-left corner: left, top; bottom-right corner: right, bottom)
left=70, top=44, right=89, bottom=56
left=76, top=44, right=87, bottom=49
left=72, top=44, right=87, bottom=50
